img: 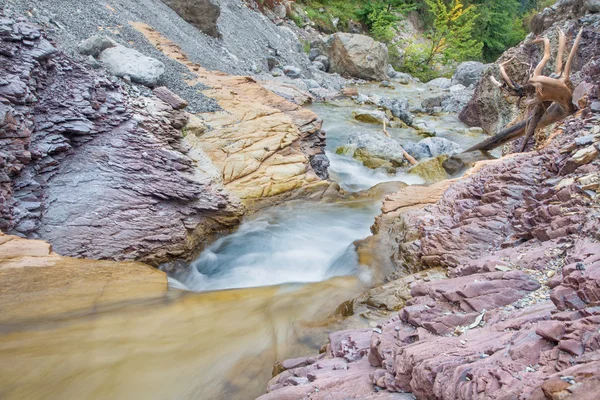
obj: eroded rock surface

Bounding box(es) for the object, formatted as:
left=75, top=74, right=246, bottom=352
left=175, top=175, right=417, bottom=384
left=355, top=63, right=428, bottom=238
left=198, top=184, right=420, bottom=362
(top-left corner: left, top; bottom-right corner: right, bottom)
left=133, top=22, right=332, bottom=208
left=261, top=60, right=600, bottom=400
left=0, top=17, right=243, bottom=265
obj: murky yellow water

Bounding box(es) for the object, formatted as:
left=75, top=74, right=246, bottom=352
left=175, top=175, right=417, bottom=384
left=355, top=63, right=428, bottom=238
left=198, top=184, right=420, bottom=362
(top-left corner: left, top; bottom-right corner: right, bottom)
left=0, top=277, right=365, bottom=400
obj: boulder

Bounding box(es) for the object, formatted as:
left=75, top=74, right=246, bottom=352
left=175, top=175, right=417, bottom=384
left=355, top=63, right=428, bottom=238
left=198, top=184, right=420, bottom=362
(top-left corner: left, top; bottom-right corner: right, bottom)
left=409, top=155, right=450, bottom=183
left=308, top=48, right=321, bottom=61
left=351, top=109, right=389, bottom=124
left=378, top=97, right=414, bottom=126
left=312, top=61, right=326, bottom=72
left=77, top=35, right=116, bottom=57
left=283, top=65, right=302, bottom=79
left=419, top=137, right=462, bottom=157
left=314, top=55, right=330, bottom=71
left=340, top=132, right=410, bottom=168
left=161, top=0, right=221, bottom=37
left=427, top=77, right=452, bottom=89
left=326, top=33, right=388, bottom=81
left=451, top=61, right=488, bottom=87
left=98, top=45, right=165, bottom=87
left=587, top=0, right=600, bottom=12
left=422, top=85, right=475, bottom=114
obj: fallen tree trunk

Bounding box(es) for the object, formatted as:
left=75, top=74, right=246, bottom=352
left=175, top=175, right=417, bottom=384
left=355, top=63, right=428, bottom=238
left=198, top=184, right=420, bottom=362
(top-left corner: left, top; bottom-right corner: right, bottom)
left=463, top=103, right=571, bottom=152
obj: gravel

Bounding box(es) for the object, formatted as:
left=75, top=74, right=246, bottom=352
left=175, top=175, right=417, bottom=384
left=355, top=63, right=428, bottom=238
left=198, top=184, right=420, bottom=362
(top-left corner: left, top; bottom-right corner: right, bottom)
left=3, top=0, right=335, bottom=112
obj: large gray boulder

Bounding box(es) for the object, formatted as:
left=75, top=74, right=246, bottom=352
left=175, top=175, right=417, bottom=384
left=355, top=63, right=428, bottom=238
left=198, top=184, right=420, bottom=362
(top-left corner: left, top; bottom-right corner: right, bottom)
left=343, top=132, right=409, bottom=167
left=340, top=133, right=463, bottom=168
left=451, top=61, right=488, bottom=87
left=98, top=46, right=165, bottom=87
left=326, top=33, right=388, bottom=81
left=160, top=0, right=221, bottom=37
left=419, top=137, right=463, bottom=158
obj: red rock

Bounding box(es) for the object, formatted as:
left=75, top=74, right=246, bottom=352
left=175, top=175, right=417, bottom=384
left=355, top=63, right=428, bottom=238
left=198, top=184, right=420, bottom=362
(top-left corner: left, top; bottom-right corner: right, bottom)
left=536, top=321, right=566, bottom=342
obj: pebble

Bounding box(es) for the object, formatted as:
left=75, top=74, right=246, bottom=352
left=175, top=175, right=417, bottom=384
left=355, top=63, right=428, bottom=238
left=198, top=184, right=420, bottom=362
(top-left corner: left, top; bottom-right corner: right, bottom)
left=373, top=328, right=382, bottom=334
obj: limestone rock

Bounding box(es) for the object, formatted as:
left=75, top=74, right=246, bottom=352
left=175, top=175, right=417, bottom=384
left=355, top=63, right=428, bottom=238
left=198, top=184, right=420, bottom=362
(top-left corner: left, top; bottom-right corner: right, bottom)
left=283, top=65, right=302, bottom=79
left=378, top=97, right=414, bottom=126
left=341, top=132, right=409, bottom=169
left=451, top=61, right=488, bottom=87
left=326, top=33, right=388, bottom=81
left=76, top=35, right=116, bottom=57
left=427, top=77, right=452, bottom=89
left=351, top=109, right=389, bottom=124
left=161, top=0, right=221, bottom=37
left=409, top=155, right=450, bottom=183
left=419, top=137, right=462, bottom=158
left=98, top=45, right=165, bottom=87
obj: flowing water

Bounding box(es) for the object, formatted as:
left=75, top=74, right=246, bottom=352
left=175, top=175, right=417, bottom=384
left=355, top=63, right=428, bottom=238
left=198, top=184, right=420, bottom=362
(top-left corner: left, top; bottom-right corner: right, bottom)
left=1, top=82, right=483, bottom=400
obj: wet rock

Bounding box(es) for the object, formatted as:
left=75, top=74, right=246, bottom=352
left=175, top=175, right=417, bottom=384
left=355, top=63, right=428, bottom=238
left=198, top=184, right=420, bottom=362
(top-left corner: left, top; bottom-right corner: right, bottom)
left=98, top=45, right=165, bottom=87
left=326, top=33, right=388, bottom=81
left=351, top=109, right=389, bottom=125
left=409, top=155, right=450, bottom=183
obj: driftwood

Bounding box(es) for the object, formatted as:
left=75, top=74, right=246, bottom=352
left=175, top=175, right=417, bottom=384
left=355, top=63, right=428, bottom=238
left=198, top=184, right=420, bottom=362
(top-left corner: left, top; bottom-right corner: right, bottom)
left=383, top=120, right=418, bottom=165
left=465, top=28, right=582, bottom=153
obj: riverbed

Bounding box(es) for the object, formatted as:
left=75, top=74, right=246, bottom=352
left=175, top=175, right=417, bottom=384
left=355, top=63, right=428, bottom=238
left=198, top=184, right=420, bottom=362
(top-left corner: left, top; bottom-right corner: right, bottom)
left=0, top=81, right=484, bottom=400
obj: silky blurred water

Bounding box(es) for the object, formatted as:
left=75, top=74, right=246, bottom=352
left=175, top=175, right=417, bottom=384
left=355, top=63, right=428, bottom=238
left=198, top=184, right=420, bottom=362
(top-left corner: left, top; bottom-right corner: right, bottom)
left=1, top=82, right=487, bottom=400
left=177, top=81, right=481, bottom=293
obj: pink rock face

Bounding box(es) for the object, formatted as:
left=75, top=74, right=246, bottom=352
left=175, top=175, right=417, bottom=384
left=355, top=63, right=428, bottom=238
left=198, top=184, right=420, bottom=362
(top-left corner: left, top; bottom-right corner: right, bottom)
left=259, top=32, right=600, bottom=398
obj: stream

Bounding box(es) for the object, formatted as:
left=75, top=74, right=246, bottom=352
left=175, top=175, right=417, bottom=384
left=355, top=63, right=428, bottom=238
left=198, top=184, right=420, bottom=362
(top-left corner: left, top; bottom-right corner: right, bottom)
left=0, top=81, right=485, bottom=400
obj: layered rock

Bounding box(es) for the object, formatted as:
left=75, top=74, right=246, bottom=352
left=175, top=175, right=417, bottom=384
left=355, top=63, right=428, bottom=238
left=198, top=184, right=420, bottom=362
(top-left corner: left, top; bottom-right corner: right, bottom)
left=132, top=22, right=332, bottom=208
left=0, top=17, right=243, bottom=265
left=260, top=57, right=600, bottom=399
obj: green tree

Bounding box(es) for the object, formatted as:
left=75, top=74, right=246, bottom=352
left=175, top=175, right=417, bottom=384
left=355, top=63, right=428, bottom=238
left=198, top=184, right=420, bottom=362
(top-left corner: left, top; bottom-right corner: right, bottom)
left=423, top=0, right=483, bottom=65
left=471, top=0, right=526, bottom=62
